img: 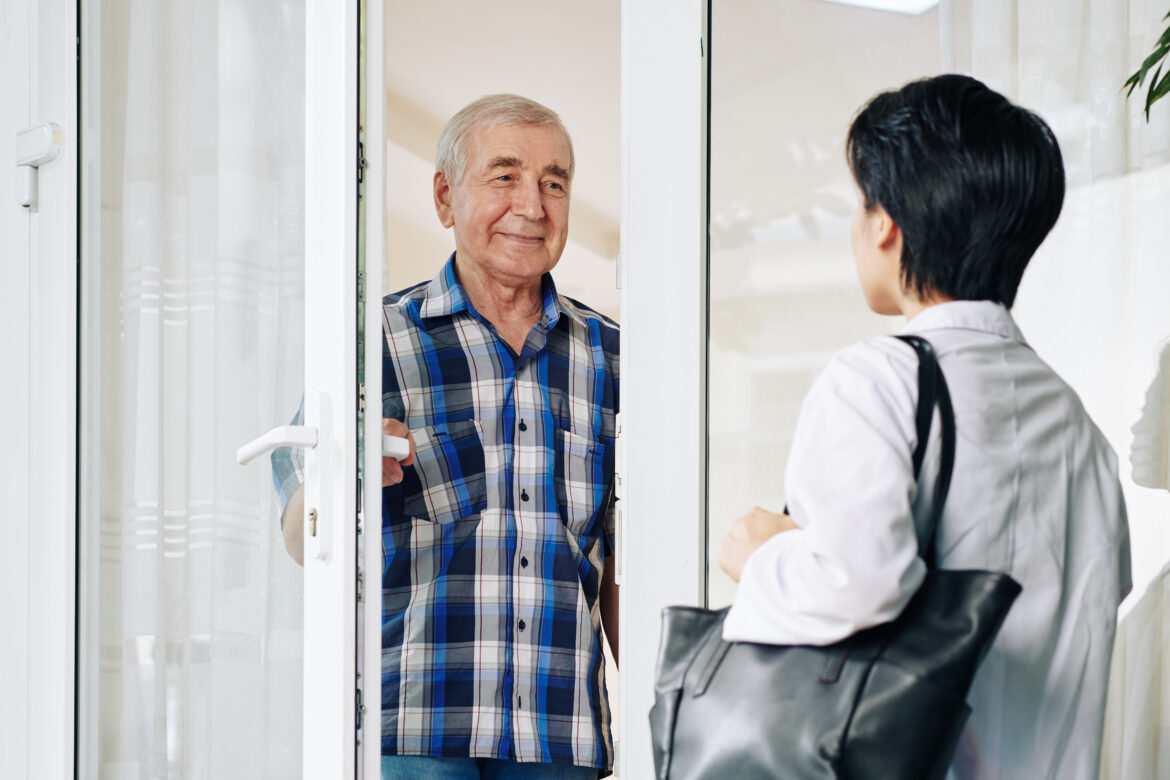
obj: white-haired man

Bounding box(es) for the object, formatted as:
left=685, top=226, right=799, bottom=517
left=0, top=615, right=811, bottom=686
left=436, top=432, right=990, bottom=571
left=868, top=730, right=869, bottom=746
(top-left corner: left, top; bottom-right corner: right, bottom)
left=274, top=95, right=619, bottom=779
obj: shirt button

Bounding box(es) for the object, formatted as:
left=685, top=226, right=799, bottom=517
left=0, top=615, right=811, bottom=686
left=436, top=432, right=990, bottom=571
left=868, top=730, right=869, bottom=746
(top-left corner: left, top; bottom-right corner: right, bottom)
left=518, top=619, right=527, bottom=632
left=521, top=489, right=529, bottom=502
left=520, top=556, right=529, bottom=568
left=518, top=419, right=528, bottom=432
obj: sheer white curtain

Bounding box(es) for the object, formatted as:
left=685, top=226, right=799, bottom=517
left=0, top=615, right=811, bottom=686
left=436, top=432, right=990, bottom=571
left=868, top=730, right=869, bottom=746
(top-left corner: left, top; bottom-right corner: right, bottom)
left=942, top=0, right=1170, bottom=594
left=95, top=1, right=305, bottom=777
left=941, top=3, right=1170, bottom=777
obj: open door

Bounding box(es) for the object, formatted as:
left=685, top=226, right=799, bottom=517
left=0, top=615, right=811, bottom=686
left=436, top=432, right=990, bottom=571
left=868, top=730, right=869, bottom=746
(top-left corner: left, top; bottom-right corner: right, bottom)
left=74, top=0, right=371, bottom=777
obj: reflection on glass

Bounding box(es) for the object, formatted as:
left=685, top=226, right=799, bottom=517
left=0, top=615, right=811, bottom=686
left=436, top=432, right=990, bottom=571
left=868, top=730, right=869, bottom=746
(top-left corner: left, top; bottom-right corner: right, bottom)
left=83, top=1, right=305, bottom=776
left=707, top=0, right=940, bottom=606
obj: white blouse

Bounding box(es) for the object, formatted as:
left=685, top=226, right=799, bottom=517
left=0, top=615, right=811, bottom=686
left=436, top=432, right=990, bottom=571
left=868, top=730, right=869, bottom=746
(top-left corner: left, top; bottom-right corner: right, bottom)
left=723, top=301, right=1132, bottom=780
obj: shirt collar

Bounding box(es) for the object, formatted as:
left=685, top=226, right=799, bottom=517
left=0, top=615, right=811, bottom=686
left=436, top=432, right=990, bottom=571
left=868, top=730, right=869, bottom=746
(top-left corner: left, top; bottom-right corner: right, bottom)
left=417, top=253, right=577, bottom=329
left=900, top=300, right=1026, bottom=343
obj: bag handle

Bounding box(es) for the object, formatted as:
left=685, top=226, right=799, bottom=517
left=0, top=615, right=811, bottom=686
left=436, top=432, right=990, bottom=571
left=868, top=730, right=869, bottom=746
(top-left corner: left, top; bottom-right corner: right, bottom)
left=894, top=335, right=956, bottom=569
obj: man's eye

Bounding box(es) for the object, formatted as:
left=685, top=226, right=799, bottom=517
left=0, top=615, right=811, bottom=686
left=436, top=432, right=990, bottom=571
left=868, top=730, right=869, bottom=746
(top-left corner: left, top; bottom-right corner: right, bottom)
left=544, top=181, right=564, bottom=191
left=496, top=174, right=513, bottom=182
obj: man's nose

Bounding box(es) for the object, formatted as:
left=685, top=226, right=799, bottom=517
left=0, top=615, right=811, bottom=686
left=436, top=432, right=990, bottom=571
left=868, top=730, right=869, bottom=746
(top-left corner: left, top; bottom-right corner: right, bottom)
left=511, top=179, right=545, bottom=220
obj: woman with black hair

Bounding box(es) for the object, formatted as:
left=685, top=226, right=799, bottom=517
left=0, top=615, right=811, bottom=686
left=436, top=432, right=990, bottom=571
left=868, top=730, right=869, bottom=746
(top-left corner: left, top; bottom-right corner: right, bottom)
left=719, top=75, right=1131, bottom=779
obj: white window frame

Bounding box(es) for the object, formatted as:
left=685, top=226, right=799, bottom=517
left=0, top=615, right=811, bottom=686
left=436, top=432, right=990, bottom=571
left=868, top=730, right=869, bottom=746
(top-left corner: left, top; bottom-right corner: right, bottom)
left=618, top=1, right=709, bottom=778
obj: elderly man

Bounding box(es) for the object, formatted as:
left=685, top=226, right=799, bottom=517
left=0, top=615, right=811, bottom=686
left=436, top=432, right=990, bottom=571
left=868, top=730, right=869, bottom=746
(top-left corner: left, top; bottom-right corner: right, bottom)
left=275, top=94, right=619, bottom=779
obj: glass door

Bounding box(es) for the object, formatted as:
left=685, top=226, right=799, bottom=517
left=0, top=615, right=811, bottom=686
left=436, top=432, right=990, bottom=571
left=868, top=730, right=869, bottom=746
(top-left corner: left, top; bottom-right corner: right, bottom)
left=77, top=0, right=365, bottom=776
left=705, top=0, right=943, bottom=607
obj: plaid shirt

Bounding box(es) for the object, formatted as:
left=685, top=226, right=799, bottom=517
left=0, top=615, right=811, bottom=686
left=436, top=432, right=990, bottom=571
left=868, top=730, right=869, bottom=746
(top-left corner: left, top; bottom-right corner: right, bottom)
left=379, top=258, right=618, bottom=772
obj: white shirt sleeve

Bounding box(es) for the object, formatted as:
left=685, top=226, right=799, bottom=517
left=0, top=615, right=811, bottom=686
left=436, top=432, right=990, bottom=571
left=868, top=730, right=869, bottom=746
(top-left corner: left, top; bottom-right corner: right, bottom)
left=722, top=340, right=929, bottom=646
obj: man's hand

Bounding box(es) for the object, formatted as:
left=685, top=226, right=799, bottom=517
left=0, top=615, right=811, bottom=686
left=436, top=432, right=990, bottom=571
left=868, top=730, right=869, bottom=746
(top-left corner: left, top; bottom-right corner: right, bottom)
left=718, top=506, right=798, bottom=583
left=382, top=419, right=417, bottom=486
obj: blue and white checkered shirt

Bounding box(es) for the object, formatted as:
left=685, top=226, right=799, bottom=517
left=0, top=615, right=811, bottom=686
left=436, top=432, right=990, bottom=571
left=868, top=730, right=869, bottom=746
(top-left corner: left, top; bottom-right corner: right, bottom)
left=379, top=257, right=618, bottom=771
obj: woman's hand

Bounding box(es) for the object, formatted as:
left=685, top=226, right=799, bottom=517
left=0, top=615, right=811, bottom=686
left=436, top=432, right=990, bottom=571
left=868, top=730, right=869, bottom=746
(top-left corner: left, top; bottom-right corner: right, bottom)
left=382, top=419, right=416, bottom=486
left=718, top=507, right=798, bottom=582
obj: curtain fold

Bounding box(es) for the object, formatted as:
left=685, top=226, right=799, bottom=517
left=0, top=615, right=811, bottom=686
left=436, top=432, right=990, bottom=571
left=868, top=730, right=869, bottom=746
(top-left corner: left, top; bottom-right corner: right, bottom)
left=942, top=0, right=1170, bottom=183
left=941, top=4, right=1170, bottom=778
left=97, top=1, right=305, bottom=777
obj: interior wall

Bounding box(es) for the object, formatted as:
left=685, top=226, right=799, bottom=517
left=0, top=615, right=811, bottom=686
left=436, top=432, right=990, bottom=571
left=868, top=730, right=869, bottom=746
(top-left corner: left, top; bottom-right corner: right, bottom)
left=381, top=1, right=620, bottom=320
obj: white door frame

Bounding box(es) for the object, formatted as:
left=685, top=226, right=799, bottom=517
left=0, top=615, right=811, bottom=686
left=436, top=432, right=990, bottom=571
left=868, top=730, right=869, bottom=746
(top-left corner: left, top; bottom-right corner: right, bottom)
left=1, top=0, right=79, bottom=775
left=0, top=1, right=36, bottom=776
left=304, top=0, right=362, bottom=775
left=360, top=0, right=387, bottom=776
left=618, top=1, right=709, bottom=778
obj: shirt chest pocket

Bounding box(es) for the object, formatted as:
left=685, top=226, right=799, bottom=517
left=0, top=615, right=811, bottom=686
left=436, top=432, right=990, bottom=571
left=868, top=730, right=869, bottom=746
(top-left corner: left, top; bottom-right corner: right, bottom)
left=401, top=419, right=488, bottom=525
left=554, top=428, right=613, bottom=537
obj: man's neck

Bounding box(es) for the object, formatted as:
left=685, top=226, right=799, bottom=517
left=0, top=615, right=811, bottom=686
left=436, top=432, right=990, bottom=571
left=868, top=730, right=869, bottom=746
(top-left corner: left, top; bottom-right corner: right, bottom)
left=455, top=260, right=546, bottom=353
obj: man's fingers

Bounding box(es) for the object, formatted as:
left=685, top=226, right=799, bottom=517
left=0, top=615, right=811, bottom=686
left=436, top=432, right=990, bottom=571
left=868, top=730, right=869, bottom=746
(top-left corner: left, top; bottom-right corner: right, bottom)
left=383, top=458, right=404, bottom=487
left=382, top=418, right=409, bottom=436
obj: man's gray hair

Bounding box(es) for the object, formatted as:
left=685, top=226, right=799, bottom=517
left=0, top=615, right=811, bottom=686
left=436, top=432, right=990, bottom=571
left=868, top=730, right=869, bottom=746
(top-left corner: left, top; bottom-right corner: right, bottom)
left=436, top=94, right=574, bottom=184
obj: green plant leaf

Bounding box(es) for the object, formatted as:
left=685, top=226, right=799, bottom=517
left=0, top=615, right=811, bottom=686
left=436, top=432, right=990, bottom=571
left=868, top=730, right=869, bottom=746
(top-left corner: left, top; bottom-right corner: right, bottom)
left=1146, top=63, right=1165, bottom=119
left=1127, top=44, right=1169, bottom=96
left=1123, top=13, right=1170, bottom=122
left=1141, top=43, right=1169, bottom=74
left=1151, top=67, right=1170, bottom=104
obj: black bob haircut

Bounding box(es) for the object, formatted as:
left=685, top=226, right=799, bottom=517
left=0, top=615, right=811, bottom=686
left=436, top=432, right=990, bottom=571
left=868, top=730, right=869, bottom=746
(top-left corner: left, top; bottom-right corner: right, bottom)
left=846, top=74, right=1065, bottom=308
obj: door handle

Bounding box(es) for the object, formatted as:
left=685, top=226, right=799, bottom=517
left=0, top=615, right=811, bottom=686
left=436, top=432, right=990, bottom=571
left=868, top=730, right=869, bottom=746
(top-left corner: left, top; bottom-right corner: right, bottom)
left=236, top=425, right=318, bottom=465
left=237, top=393, right=332, bottom=561
left=15, top=123, right=62, bottom=210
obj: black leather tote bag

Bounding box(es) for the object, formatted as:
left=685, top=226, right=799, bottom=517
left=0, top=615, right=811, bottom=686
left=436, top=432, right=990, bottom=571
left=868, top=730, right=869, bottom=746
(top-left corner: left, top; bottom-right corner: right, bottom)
left=649, top=335, right=1022, bottom=780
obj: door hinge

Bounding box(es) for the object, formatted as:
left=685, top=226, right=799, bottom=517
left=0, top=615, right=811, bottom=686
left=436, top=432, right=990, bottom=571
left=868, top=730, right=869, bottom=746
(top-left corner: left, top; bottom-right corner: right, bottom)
left=355, top=685, right=364, bottom=731
left=357, top=129, right=367, bottom=185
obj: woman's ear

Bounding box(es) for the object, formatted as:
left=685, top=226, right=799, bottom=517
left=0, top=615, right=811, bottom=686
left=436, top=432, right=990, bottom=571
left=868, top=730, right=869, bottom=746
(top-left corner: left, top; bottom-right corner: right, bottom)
left=871, top=205, right=902, bottom=255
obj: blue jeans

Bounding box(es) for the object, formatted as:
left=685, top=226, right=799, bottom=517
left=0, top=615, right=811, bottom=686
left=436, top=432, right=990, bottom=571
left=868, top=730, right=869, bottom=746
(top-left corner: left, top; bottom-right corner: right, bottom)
left=380, top=756, right=599, bottom=779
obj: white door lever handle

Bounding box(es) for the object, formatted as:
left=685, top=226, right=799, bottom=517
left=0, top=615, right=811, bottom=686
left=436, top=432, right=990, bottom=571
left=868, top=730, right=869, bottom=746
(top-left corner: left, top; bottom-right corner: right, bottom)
left=236, top=425, right=318, bottom=465
left=382, top=435, right=411, bottom=460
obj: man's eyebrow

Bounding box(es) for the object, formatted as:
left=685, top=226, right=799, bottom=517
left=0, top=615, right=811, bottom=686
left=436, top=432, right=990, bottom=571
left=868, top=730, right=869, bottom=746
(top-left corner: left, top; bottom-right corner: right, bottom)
left=486, top=156, right=523, bottom=170
left=543, top=164, right=571, bottom=180
left=483, top=157, right=570, bottom=180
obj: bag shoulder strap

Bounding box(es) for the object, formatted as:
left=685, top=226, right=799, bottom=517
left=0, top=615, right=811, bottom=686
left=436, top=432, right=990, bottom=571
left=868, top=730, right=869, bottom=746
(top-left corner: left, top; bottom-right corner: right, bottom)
left=893, top=335, right=956, bottom=568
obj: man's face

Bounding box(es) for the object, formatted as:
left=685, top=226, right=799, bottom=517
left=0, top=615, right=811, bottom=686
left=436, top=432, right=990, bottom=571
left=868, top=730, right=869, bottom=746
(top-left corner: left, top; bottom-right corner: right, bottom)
left=434, top=123, right=572, bottom=287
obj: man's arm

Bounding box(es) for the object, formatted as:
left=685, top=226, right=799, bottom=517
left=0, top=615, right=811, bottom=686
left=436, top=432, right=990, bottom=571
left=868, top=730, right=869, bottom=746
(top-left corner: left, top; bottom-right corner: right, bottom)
left=281, top=483, right=305, bottom=566
left=600, top=551, right=619, bottom=667
left=278, top=420, right=415, bottom=568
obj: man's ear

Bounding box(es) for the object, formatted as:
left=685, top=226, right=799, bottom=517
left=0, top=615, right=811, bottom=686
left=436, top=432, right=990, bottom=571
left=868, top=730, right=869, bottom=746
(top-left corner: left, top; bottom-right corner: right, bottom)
left=433, top=171, right=455, bottom=228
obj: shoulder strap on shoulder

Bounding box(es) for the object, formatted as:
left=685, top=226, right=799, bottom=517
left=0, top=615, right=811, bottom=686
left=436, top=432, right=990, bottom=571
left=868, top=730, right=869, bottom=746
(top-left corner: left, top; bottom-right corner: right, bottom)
left=894, top=335, right=956, bottom=566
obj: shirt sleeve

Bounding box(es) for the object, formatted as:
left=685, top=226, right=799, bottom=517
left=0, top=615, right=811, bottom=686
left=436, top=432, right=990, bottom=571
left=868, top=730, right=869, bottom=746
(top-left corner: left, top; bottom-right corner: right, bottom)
left=722, top=339, right=929, bottom=646
left=270, top=399, right=305, bottom=527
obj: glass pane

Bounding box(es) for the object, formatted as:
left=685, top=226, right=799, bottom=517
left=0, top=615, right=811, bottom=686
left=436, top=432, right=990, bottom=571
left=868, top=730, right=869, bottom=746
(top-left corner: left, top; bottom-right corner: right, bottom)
left=707, top=0, right=941, bottom=606
left=81, top=1, right=306, bottom=776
